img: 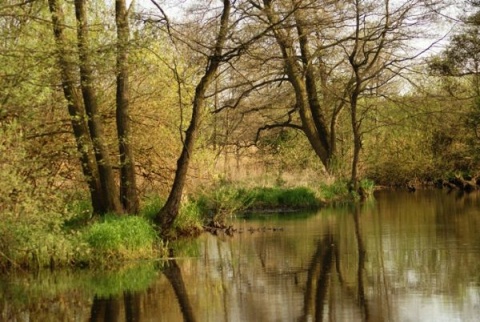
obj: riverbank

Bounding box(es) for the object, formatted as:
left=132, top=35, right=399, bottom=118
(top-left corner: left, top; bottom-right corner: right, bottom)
left=0, top=180, right=375, bottom=272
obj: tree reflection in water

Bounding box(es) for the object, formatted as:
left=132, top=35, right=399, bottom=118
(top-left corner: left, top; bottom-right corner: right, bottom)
left=89, top=295, right=122, bottom=322
left=353, top=205, right=369, bottom=322
left=163, top=259, right=198, bottom=322
left=89, top=259, right=196, bottom=322
left=301, top=205, right=371, bottom=322
left=301, top=233, right=336, bottom=321
left=6, top=191, right=480, bottom=321
left=89, top=291, right=142, bottom=322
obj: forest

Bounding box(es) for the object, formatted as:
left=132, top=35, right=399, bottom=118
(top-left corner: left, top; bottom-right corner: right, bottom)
left=1, top=0, right=480, bottom=269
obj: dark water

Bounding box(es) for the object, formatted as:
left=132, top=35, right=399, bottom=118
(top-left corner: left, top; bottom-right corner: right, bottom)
left=1, top=190, right=480, bottom=321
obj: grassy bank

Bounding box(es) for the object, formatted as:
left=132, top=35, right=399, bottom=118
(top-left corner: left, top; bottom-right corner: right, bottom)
left=0, top=180, right=374, bottom=271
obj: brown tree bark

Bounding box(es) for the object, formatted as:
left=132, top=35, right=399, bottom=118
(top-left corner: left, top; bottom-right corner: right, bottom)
left=74, top=0, right=123, bottom=214
left=155, top=0, right=232, bottom=236
left=47, top=0, right=104, bottom=214
left=347, top=0, right=389, bottom=192
left=115, top=0, right=139, bottom=214
left=262, top=0, right=334, bottom=171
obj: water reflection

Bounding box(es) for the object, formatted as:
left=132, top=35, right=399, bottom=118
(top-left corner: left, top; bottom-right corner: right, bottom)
left=2, top=190, right=480, bottom=321
left=89, top=290, right=143, bottom=322
left=163, top=260, right=197, bottom=322
left=301, top=233, right=336, bottom=321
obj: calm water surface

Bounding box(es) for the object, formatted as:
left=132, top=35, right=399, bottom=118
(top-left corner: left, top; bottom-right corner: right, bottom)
left=1, top=190, right=480, bottom=321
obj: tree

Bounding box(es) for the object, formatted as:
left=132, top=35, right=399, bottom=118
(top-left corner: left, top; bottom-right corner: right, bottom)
left=48, top=0, right=108, bottom=214
left=260, top=0, right=339, bottom=171
left=428, top=1, right=480, bottom=175
left=343, top=0, right=440, bottom=190
left=48, top=0, right=139, bottom=215
left=74, top=0, right=123, bottom=214
left=228, top=0, right=446, bottom=187
left=116, top=0, right=139, bottom=213
left=154, top=0, right=233, bottom=236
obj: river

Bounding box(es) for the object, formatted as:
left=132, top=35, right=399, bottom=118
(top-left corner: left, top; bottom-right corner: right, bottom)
left=1, top=189, right=480, bottom=321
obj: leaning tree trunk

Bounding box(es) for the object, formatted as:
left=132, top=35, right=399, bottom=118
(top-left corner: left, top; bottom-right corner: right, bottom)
left=48, top=0, right=104, bottom=214
left=115, top=0, right=139, bottom=214
left=74, top=0, right=123, bottom=214
left=155, top=0, right=232, bottom=237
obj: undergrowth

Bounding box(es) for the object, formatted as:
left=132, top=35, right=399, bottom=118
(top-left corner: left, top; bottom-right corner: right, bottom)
left=83, top=215, right=159, bottom=265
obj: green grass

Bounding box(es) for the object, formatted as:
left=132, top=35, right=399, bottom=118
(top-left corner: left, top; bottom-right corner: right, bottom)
left=139, top=195, right=203, bottom=237
left=319, top=180, right=351, bottom=201
left=196, top=185, right=255, bottom=222
left=248, top=186, right=319, bottom=210
left=195, top=185, right=320, bottom=223
left=84, top=215, right=158, bottom=263
left=173, top=200, right=204, bottom=236
left=139, top=195, right=165, bottom=221
left=318, top=178, right=376, bottom=202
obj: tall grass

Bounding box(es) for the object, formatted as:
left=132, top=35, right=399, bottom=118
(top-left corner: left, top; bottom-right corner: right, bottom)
left=139, top=195, right=203, bottom=237
left=319, top=180, right=351, bottom=202
left=318, top=178, right=376, bottom=202
left=195, top=184, right=320, bottom=223
left=248, top=186, right=320, bottom=210
left=196, top=185, right=255, bottom=223
left=84, top=216, right=158, bottom=264
left=173, top=200, right=204, bottom=236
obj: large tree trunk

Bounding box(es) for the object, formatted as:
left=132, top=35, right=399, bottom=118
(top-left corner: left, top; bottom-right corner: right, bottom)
left=74, top=0, right=123, bottom=214
left=115, top=0, right=139, bottom=214
left=155, top=0, right=231, bottom=236
left=48, top=0, right=104, bottom=214
left=262, top=0, right=334, bottom=171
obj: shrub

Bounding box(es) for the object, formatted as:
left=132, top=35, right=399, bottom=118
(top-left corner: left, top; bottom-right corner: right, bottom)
left=139, top=195, right=203, bottom=237
left=0, top=121, right=75, bottom=270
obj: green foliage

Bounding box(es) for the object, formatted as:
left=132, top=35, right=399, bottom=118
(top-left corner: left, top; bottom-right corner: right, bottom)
left=194, top=184, right=319, bottom=224
left=318, top=179, right=375, bottom=202
left=318, top=180, right=351, bottom=202
left=249, top=186, right=319, bottom=209
left=84, top=216, right=157, bottom=263
left=173, top=200, right=204, bottom=236
left=196, top=184, right=255, bottom=223
left=360, top=94, right=474, bottom=185
left=139, top=194, right=203, bottom=237
left=0, top=121, right=76, bottom=270
left=139, top=195, right=165, bottom=221
left=85, top=263, right=158, bottom=298
left=359, top=178, right=375, bottom=194
left=64, top=198, right=93, bottom=229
